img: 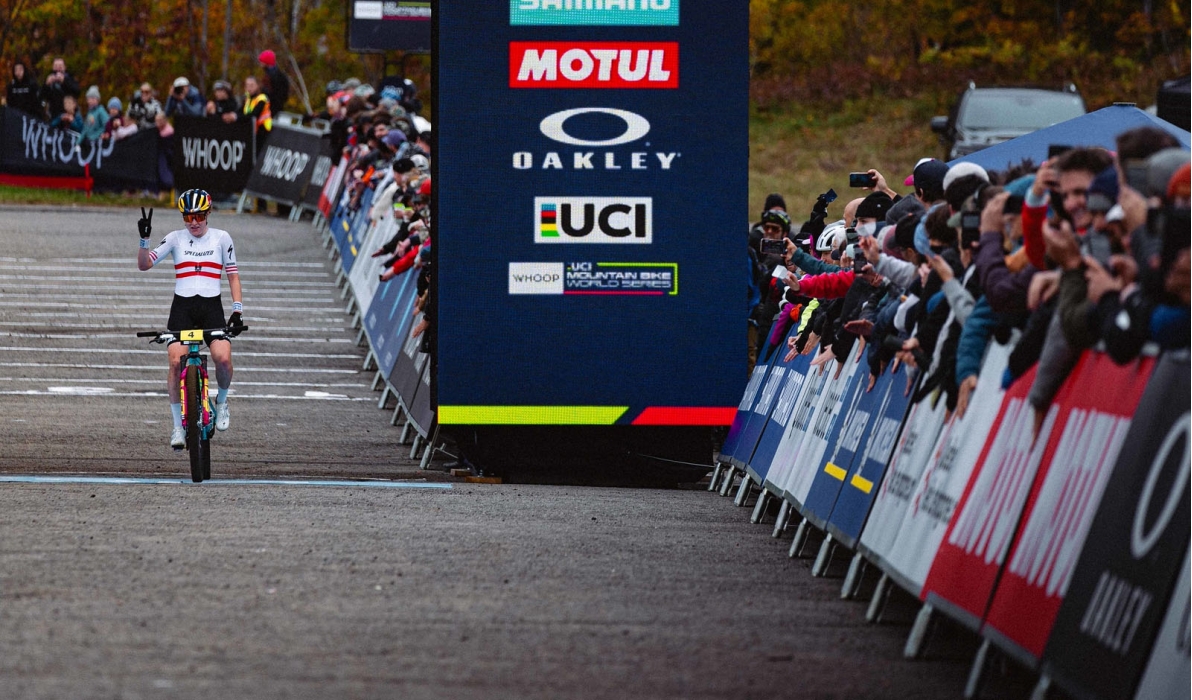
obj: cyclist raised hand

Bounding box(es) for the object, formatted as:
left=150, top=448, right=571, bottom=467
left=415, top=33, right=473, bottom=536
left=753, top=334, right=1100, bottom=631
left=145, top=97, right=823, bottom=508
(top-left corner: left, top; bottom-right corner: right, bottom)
left=137, top=191, right=244, bottom=448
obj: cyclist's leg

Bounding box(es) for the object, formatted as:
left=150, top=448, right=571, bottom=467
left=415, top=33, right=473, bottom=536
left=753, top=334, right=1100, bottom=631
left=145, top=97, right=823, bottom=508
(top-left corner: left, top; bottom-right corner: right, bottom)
left=167, top=342, right=187, bottom=404
left=209, top=338, right=232, bottom=391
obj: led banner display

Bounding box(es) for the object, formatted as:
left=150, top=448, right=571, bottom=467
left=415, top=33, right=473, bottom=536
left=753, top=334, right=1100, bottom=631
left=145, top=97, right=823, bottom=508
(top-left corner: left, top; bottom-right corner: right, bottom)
left=436, top=0, right=747, bottom=425
left=349, top=0, right=432, bottom=53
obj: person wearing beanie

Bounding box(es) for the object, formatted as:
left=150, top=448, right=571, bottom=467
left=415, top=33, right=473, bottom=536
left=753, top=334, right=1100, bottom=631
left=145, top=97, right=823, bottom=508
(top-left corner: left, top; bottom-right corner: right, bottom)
left=748, top=192, right=788, bottom=248
left=909, top=158, right=949, bottom=205
left=206, top=79, right=239, bottom=123
left=259, top=49, right=290, bottom=113
left=80, top=85, right=109, bottom=142
left=855, top=192, right=893, bottom=225
left=102, top=96, right=136, bottom=142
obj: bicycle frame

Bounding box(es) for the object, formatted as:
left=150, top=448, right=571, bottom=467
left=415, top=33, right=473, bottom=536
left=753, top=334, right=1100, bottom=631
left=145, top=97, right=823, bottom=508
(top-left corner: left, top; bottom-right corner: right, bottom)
left=176, top=329, right=213, bottom=441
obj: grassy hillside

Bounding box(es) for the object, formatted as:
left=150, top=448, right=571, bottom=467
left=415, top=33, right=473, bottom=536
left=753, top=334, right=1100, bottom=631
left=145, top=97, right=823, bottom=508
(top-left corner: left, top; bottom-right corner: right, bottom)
left=749, top=96, right=942, bottom=224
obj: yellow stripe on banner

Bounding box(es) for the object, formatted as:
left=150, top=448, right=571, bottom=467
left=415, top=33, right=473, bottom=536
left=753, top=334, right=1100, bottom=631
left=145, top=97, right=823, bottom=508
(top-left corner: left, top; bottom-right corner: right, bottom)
left=824, top=463, right=847, bottom=481
left=850, top=473, right=874, bottom=493
left=438, top=406, right=629, bottom=425
left=350, top=245, right=357, bottom=256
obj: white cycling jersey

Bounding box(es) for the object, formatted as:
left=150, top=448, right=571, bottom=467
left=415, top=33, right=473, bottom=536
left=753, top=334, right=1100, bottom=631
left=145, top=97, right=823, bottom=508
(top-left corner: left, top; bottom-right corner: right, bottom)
left=148, top=228, right=239, bottom=298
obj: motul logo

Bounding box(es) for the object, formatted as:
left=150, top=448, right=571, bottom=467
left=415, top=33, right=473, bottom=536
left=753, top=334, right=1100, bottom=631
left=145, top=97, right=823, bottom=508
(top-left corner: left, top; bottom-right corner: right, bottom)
left=510, top=42, right=679, bottom=89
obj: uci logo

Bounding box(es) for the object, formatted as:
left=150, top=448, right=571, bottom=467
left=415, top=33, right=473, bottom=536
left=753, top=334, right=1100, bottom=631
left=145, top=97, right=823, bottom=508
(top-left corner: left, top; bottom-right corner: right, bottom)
left=535, top=197, right=652, bottom=244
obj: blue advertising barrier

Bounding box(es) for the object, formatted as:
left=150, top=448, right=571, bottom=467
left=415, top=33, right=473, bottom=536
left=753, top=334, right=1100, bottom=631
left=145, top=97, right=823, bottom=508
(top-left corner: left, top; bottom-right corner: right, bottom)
left=339, top=188, right=374, bottom=275
left=363, top=264, right=420, bottom=384
left=727, top=343, right=790, bottom=470
left=328, top=191, right=355, bottom=255
left=717, top=363, right=769, bottom=465
left=824, top=361, right=914, bottom=549
left=745, top=335, right=814, bottom=485
left=799, top=352, right=879, bottom=531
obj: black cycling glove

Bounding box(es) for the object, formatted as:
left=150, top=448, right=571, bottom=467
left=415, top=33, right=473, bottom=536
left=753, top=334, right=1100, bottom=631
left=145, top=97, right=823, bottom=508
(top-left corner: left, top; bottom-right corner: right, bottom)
left=227, top=312, right=244, bottom=336
left=138, top=207, right=153, bottom=239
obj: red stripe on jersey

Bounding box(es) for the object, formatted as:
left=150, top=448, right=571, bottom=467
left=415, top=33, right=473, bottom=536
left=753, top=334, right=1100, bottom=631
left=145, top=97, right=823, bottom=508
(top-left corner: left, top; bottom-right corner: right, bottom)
left=174, top=261, right=224, bottom=271
left=175, top=271, right=223, bottom=280
left=224, top=265, right=238, bottom=274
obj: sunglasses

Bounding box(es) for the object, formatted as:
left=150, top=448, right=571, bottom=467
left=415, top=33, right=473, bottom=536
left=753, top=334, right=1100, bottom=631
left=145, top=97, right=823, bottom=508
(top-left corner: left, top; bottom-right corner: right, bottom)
left=182, top=212, right=208, bottom=223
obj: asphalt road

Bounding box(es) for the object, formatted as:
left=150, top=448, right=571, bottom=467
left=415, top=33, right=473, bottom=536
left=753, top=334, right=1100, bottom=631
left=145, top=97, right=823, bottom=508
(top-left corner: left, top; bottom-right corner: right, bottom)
left=0, top=206, right=976, bottom=699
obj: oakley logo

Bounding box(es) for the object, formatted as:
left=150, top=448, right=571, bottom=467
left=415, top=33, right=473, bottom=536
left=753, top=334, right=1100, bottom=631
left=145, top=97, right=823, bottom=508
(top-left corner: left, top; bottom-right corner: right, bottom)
left=539, top=108, right=650, bottom=147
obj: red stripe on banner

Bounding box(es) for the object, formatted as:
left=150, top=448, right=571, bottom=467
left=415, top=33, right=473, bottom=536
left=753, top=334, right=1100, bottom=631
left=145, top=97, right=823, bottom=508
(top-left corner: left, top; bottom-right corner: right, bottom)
left=631, top=407, right=737, bottom=425
left=175, top=271, right=222, bottom=280
left=0, top=172, right=92, bottom=195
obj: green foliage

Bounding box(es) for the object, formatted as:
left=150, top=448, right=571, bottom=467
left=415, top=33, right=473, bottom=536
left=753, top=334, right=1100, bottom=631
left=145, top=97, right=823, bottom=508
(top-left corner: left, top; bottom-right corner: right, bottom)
left=0, top=0, right=420, bottom=114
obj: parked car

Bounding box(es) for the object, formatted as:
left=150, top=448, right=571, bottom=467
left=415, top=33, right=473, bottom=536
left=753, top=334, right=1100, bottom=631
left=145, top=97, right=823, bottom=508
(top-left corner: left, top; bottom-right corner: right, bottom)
left=931, top=82, right=1086, bottom=160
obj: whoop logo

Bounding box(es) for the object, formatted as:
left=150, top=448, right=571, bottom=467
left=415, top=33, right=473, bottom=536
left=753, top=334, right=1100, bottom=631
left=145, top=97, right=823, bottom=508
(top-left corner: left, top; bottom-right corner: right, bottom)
left=536, top=197, right=652, bottom=243
left=510, top=42, right=678, bottom=89
left=540, top=108, right=649, bottom=147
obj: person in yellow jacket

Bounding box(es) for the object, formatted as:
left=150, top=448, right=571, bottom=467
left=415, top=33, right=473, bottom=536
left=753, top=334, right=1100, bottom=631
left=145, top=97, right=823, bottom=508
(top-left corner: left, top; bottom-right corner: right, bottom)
left=240, top=75, right=272, bottom=154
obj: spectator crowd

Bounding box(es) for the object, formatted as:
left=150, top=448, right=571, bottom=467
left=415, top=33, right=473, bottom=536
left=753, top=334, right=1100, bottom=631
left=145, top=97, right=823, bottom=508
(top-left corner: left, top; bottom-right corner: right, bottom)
left=748, top=126, right=1189, bottom=427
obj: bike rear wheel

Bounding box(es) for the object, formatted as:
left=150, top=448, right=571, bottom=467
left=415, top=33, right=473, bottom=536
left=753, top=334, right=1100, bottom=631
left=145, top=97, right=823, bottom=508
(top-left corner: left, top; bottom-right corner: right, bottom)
left=185, top=367, right=203, bottom=483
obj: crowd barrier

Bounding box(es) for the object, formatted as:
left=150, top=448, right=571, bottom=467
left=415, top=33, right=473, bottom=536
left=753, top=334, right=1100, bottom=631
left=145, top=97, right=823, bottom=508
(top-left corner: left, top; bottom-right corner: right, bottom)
left=309, top=156, right=440, bottom=467
left=0, top=106, right=331, bottom=216
left=711, top=334, right=1190, bottom=699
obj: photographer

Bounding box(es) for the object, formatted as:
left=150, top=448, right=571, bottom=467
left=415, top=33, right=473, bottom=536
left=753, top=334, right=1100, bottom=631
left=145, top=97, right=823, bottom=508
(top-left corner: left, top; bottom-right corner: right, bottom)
left=128, top=83, right=163, bottom=130
left=749, top=209, right=798, bottom=368
left=38, top=57, right=80, bottom=121
left=164, top=76, right=204, bottom=117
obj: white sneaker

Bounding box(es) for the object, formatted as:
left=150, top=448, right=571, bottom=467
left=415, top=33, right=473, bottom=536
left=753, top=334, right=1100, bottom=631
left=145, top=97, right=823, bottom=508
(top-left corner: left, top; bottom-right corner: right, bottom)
left=214, top=400, right=230, bottom=431
left=170, top=426, right=185, bottom=449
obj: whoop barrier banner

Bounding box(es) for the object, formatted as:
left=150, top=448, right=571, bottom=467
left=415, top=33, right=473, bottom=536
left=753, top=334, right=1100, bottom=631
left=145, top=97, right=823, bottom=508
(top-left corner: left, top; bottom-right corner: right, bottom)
left=436, top=0, right=748, bottom=426
left=243, top=124, right=327, bottom=207
left=173, top=116, right=255, bottom=194
left=1041, top=351, right=1189, bottom=699
left=0, top=106, right=158, bottom=189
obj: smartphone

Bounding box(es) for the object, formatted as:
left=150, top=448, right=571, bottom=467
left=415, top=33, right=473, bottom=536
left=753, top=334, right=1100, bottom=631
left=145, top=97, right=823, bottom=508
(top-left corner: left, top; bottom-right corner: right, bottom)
left=1047, top=144, right=1073, bottom=160
left=961, top=212, right=981, bottom=234
left=849, top=172, right=878, bottom=188
left=1124, top=159, right=1149, bottom=194
left=760, top=238, right=786, bottom=255
left=853, top=257, right=867, bottom=273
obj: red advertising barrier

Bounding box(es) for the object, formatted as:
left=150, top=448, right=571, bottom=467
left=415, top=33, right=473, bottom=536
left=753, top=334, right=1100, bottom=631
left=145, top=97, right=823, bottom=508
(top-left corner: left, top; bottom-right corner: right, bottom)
left=919, top=363, right=1046, bottom=629
left=981, top=352, right=1154, bottom=662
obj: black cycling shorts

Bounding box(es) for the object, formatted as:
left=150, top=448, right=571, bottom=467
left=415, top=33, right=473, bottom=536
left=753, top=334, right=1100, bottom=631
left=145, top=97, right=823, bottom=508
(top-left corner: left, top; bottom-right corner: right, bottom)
left=167, top=294, right=226, bottom=341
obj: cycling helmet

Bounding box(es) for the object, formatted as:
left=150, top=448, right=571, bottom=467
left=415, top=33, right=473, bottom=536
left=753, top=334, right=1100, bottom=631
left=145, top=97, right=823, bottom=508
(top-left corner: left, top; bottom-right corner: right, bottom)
left=761, top=209, right=791, bottom=233
left=177, top=189, right=212, bottom=215
left=817, top=220, right=846, bottom=252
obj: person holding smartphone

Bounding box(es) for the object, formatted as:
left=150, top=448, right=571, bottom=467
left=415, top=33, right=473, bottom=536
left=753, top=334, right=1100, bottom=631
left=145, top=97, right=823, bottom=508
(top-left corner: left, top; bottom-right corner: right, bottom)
left=38, top=57, right=80, bottom=121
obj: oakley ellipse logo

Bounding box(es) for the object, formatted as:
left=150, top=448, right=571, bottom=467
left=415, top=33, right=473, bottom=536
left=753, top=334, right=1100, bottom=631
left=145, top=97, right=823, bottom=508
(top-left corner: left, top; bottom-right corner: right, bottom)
left=539, top=108, right=650, bottom=147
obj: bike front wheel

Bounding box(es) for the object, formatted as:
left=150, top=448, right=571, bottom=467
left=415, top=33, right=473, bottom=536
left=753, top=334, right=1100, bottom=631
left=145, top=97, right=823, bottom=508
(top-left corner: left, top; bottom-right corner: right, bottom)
left=185, top=367, right=203, bottom=483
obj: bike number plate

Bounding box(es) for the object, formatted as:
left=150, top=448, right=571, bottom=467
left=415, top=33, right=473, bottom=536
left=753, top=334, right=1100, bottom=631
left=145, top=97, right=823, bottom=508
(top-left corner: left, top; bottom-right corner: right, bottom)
left=180, top=329, right=204, bottom=342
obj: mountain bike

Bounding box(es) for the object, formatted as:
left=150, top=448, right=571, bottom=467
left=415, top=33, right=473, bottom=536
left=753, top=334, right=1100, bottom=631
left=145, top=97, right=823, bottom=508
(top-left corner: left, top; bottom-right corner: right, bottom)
left=136, top=326, right=247, bottom=482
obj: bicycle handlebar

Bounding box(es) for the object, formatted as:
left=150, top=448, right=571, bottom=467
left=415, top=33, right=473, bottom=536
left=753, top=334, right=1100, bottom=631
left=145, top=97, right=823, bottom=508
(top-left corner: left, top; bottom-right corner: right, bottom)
left=135, top=326, right=249, bottom=342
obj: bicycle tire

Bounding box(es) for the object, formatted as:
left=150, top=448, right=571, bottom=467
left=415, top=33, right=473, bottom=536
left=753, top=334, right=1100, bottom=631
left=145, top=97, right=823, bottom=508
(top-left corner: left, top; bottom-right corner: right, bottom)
left=185, top=367, right=203, bottom=483
left=200, top=438, right=211, bottom=480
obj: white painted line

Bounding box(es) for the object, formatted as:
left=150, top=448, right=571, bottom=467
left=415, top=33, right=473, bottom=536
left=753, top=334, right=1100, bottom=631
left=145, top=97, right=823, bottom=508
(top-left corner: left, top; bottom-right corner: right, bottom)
left=0, top=265, right=332, bottom=278
left=0, top=475, right=453, bottom=489
left=0, top=362, right=359, bottom=374
left=15, top=309, right=346, bottom=318
left=0, top=390, right=371, bottom=400
left=0, top=275, right=338, bottom=287
left=0, top=285, right=335, bottom=295
left=0, top=347, right=363, bottom=359
left=0, top=258, right=328, bottom=268
left=0, top=377, right=369, bottom=388
left=0, top=295, right=341, bottom=304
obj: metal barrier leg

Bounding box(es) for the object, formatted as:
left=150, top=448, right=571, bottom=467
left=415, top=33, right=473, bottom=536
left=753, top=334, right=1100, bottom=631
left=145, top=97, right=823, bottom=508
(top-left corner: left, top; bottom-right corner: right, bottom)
left=236, top=191, right=247, bottom=214
left=352, top=311, right=362, bottom=330
left=707, top=462, right=723, bottom=492
left=841, top=552, right=866, bottom=599
left=904, top=603, right=934, bottom=659
left=733, top=473, right=753, bottom=507
left=409, top=434, right=423, bottom=459
left=771, top=500, right=790, bottom=538
left=788, top=518, right=808, bottom=558
left=356, top=326, right=367, bottom=346
left=811, top=534, right=835, bottom=577
left=749, top=489, right=771, bottom=524
left=718, top=466, right=736, bottom=496
left=865, top=573, right=889, bottom=622
left=963, top=639, right=991, bottom=700
left=419, top=426, right=440, bottom=470
left=362, top=349, right=375, bottom=372
left=377, top=385, right=391, bottom=410
left=390, top=404, right=403, bottom=426
left=1029, top=673, right=1052, bottom=700
left=400, top=420, right=412, bottom=444
left=371, top=370, right=384, bottom=391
